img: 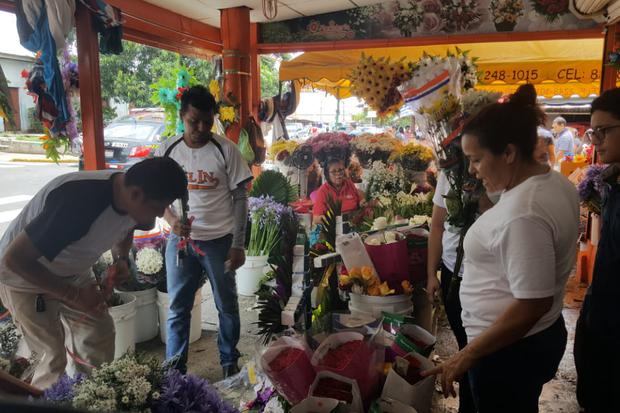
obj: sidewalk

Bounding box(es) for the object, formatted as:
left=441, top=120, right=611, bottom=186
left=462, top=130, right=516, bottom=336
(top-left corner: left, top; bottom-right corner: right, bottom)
left=0, top=152, right=78, bottom=163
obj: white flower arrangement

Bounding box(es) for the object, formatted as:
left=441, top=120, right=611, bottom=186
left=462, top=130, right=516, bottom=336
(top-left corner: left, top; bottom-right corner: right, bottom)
left=410, top=215, right=432, bottom=226
left=135, top=248, right=164, bottom=275
left=72, top=354, right=162, bottom=412
left=462, top=90, right=502, bottom=118
left=366, top=161, right=407, bottom=198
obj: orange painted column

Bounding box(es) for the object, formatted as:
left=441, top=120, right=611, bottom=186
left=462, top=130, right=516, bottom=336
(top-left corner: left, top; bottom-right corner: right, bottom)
left=220, top=7, right=252, bottom=144
left=601, top=23, right=619, bottom=93
left=75, top=2, right=105, bottom=170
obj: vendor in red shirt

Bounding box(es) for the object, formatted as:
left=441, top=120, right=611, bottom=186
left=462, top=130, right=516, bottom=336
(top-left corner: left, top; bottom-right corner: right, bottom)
left=312, top=157, right=363, bottom=225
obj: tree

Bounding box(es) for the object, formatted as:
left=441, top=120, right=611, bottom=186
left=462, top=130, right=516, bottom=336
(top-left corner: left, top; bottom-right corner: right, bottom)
left=98, top=41, right=214, bottom=111
left=260, top=53, right=293, bottom=99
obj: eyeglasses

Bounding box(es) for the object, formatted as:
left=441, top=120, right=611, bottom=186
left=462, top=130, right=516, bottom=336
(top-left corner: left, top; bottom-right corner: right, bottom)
left=590, top=124, right=620, bottom=141
left=329, top=168, right=346, bottom=175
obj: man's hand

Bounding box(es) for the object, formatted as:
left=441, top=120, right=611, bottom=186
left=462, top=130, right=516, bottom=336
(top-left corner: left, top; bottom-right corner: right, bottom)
left=171, top=217, right=191, bottom=238
left=228, top=248, right=245, bottom=271
left=63, top=283, right=107, bottom=317
left=426, top=274, right=441, bottom=304
left=114, top=259, right=131, bottom=286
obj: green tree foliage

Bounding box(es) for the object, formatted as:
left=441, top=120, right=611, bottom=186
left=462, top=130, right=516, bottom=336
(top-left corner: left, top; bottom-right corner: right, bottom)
left=99, top=41, right=215, bottom=112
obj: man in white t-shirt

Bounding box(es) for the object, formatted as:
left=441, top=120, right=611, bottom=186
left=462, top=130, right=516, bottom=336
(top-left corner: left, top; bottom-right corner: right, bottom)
left=0, top=158, right=187, bottom=388
left=155, top=86, right=253, bottom=378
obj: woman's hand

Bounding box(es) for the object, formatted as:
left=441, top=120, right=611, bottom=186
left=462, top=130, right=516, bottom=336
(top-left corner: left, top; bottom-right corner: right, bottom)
left=171, top=217, right=191, bottom=237
left=426, top=274, right=441, bottom=303
left=421, top=348, right=477, bottom=398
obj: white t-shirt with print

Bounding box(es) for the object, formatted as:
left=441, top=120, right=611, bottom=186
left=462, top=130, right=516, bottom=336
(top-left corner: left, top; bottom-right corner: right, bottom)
left=155, top=134, right=253, bottom=241
left=460, top=170, right=579, bottom=342
left=432, top=171, right=463, bottom=276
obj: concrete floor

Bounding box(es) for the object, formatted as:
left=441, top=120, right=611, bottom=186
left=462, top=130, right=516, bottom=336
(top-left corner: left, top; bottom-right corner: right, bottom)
left=139, top=276, right=587, bottom=412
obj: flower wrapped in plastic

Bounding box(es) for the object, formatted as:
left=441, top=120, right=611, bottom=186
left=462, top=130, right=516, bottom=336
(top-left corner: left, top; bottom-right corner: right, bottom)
left=135, top=247, right=164, bottom=276
left=260, top=335, right=316, bottom=405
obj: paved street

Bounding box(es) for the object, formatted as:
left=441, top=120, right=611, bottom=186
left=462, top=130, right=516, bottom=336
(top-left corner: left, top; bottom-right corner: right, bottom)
left=0, top=160, right=77, bottom=237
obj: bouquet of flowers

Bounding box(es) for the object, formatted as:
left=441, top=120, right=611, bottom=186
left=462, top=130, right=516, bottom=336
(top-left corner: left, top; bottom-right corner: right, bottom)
left=440, top=0, right=482, bottom=32
left=365, top=161, right=408, bottom=199
left=45, top=354, right=237, bottom=413
left=530, top=0, right=569, bottom=22
left=390, top=143, right=435, bottom=171
left=394, top=191, right=434, bottom=219
left=306, top=132, right=351, bottom=159
left=578, top=164, right=609, bottom=215
left=248, top=196, right=292, bottom=257
left=339, top=266, right=414, bottom=297
left=349, top=54, right=414, bottom=117
left=489, top=0, right=524, bottom=30
left=351, top=132, right=401, bottom=168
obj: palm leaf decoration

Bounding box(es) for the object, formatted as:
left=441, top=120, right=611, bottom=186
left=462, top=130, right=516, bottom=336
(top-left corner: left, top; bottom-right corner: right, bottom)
left=254, top=255, right=294, bottom=344
left=250, top=170, right=298, bottom=205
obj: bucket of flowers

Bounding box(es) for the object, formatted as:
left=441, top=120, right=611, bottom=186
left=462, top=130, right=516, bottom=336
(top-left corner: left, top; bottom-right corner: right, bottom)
left=0, top=319, right=40, bottom=395
left=238, top=196, right=292, bottom=296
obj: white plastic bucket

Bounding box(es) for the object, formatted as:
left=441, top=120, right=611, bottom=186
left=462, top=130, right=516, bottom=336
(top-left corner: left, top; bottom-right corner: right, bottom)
left=349, top=293, right=413, bottom=319
left=157, top=289, right=202, bottom=344
left=108, top=292, right=137, bottom=360
left=132, top=287, right=159, bottom=343
left=236, top=255, right=268, bottom=296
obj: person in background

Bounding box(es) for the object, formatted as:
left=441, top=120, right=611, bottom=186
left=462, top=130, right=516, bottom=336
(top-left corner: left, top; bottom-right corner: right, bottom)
left=574, top=87, right=620, bottom=413
left=426, top=169, right=495, bottom=413
left=534, top=126, right=556, bottom=166
left=553, top=116, right=575, bottom=160
left=312, top=157, right=362, bottom=225
left=423, top=85, right=579, bottom=412
left=0, top=158, right=187, bottom=388
left=573, top=131, right=584, bottom=155
left=155, top=85, right=253, bottom=378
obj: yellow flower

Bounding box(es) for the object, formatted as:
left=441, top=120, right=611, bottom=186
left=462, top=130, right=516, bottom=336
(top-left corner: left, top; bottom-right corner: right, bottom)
left=209, top=79, right=220, bottom=102
left=339, top=274, right=352, bottom=286
left=219, top=105, right=236, bottom=123
left=574, top=154, right=586, bottom=163
left=378, top=281, right=395, bottom=296
left=401, top=280, right=414, bottom=295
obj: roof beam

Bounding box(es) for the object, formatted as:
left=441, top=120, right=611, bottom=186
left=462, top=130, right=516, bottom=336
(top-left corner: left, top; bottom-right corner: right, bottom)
left=258, top=27, right=605, bottom=54
left=106, top=0, right=222, bottom=54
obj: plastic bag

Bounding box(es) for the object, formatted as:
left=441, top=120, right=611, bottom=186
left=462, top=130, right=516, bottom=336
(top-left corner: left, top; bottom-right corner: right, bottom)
left=238, top=128, right=255, bottom=164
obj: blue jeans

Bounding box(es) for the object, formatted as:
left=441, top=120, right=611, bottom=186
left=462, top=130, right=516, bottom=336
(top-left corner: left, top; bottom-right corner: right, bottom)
left=165, top=234, right=240, bottom=372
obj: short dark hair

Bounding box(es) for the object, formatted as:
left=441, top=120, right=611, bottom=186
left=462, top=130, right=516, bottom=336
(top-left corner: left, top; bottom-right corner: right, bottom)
left=462, top=84, right=546, bottom=160
left=180, top=85, right=217, bottom=114
left=591, top=87, right=620, bottom=120
left=125, top=157, right=187, bottom=201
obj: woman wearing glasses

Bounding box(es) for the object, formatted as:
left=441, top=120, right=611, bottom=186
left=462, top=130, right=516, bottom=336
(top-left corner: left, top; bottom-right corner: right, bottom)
left=312, top=156, right=363, bottom=225
left=574, top=88, right=620, bottom=413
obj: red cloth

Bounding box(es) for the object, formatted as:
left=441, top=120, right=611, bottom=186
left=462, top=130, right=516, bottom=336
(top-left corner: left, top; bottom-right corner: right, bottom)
left=312, top=179, right=360, bottom=217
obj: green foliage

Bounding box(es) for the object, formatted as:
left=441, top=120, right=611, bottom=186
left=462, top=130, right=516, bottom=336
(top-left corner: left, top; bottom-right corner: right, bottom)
left=249, top=170, right=298, bottom=205
left=260, top=55, right=279, bottom=99
left=99, top=40, right=214, bottom=110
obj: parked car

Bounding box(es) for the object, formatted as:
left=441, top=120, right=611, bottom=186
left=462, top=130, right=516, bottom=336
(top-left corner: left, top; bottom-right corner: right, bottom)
left=78, top=117, right=165, bottom=170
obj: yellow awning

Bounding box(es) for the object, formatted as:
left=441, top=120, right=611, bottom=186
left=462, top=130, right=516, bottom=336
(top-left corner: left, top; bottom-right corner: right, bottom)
left=280, top=39, right=606, bottom=98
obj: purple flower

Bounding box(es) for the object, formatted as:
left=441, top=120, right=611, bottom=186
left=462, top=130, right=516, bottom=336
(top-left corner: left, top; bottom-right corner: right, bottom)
left=44, top=373, right=86, bottom=403
left=578, top=164, right=609, bottom=214
left=151, top=370, right=239, bottom=413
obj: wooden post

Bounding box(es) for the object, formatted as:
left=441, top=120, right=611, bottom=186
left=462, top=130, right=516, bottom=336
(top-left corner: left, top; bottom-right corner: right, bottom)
left=75, top=2, right=105, bottom=170
left=220, top=7, right=252, bottom=143
left=600, top=22, right=619, bottom=93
